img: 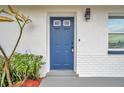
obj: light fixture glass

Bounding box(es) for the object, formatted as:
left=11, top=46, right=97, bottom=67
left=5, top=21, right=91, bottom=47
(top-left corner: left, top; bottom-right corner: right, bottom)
left=85, top=8, right=90, bottom=21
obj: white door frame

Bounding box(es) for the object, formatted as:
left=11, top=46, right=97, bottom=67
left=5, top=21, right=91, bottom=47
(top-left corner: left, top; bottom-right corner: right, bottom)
left=46, top=12, right=77, bottom=73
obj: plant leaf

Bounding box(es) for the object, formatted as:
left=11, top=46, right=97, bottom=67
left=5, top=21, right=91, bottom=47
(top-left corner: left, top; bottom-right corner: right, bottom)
left=0, top=16, right=14, bottom=22
left=0, top=8, right=12, bottom=15
left=26, top=19, right=32, bottom=24
left=21, top=14, right=27, bottom=21
left=0, top=8, right=4, bottom=14
left=16, top=16, right=23, bottom=22
left=8, top=5, right=18, bottom=14
left=2, top=10, right=12, bottom=16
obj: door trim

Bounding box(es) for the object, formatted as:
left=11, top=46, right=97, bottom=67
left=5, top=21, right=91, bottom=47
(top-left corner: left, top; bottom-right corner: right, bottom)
left=47, top=12, right=77, bottom=72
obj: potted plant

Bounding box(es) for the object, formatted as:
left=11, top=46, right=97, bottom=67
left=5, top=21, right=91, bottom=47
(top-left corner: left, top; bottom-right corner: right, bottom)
left=10, top=53, right=45, bottom=87
left=0, top=6, right=45, bottom=87
left=0, top=52, right=45, bottom=87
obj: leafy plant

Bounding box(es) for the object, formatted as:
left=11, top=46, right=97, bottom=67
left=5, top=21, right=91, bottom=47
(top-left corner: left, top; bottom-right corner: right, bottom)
left=0, top=55, right=4, bottom=82
left=0, top=55, right=8, bottom=87
left=0, top=53, right=45, bottom=86
left=0, top=6, right=31, bottom=86
left=10, top=53, right=45, bottom=83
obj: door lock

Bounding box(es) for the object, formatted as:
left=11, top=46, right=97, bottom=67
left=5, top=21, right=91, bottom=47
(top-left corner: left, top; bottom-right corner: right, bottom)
left=72, top=47, right=74, bottom=52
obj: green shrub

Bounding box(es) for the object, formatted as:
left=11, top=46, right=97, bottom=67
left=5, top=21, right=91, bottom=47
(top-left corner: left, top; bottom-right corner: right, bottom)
left=0, top=55, right=4, bottom=82
left=0, top=55, right=8, bottom=87
left=0, top=53, right=45, bottom=85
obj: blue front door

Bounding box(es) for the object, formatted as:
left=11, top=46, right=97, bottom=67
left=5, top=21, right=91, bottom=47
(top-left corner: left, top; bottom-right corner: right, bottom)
left=50, top=17, right=74, bottom=70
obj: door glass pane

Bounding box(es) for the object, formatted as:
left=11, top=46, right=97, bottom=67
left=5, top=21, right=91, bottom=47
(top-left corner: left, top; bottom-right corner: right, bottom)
left=109, top=34, right=124, bottom=49
left=53, top=20, right=61, bottom=26
left=63, top=20, right=70, bottom=26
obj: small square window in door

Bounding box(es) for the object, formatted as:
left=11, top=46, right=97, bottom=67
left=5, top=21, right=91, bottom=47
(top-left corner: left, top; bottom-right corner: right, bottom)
left=53, top=20, right=61, bottom=26
left=63, top=20, right=71, bottom=26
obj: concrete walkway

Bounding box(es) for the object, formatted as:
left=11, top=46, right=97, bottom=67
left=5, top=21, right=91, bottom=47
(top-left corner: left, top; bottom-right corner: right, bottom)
left=41, top=77, right=124, bottom=87
left=40, top=70, right=124, bottom=87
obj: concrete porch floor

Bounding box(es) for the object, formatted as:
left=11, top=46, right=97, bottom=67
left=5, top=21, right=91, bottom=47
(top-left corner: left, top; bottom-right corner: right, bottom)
left=40, top=70, right=124, bottom=87
left=41, top=77, right=124, bottom=87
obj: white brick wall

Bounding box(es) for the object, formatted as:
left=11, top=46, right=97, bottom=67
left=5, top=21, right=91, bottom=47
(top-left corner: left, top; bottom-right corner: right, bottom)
left=77, top=55, right=124, bottom=77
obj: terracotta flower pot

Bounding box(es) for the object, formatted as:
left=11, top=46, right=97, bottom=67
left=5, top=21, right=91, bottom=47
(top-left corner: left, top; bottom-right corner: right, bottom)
left=22, top=78, right=43, bottom=87
left=9, top=77, right=43, bottom=87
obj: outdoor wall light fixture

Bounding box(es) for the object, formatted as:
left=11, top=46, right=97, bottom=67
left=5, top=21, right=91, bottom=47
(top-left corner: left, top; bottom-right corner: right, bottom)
left=85, top=8, right=91, bottom=21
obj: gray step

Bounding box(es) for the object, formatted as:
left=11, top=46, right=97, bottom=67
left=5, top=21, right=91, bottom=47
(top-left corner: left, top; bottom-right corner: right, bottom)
left=46, top=70, right=78, bottom=77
